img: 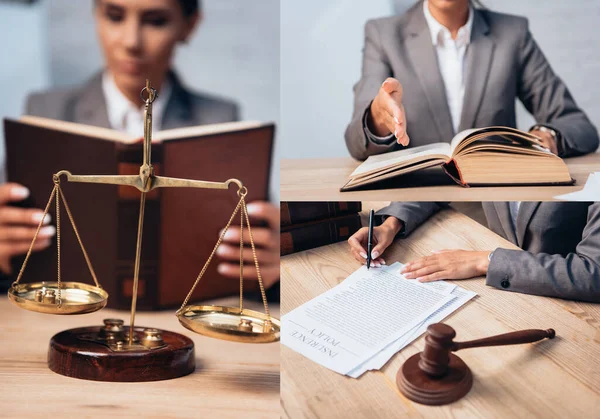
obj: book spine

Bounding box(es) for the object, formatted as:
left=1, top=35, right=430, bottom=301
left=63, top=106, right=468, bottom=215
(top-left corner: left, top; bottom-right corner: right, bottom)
left=442, top=159, right=469, bottom=187
left=280, top=214, right=362, bottom=256
left=281, top=202, right=362, bottom=226
left=112, top=146, right=162, bottom=310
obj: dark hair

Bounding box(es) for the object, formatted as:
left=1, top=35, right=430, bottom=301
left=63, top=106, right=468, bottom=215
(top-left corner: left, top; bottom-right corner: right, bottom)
left=94, top=0, right=200, bottom=17
left=178, top=0, right=200, bottom=17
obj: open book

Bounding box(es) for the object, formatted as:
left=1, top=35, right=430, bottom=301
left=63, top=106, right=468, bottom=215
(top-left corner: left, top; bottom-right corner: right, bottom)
left=17, top=115, right=266, bottom=143
left=342, top=126, right=574, bottom=191
left=4, top=116, right=274, bottom=310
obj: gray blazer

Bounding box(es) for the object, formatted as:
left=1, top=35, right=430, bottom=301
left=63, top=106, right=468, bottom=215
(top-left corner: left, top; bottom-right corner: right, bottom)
left=377, top=202, right=600, bottom=302
left=345, top=2, right=599, bottom=160
left=25, top=71, right=239, bottom=128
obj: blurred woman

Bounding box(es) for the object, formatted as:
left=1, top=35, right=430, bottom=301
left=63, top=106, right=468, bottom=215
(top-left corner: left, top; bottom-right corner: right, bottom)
left=1, top=0, right=279, bottom=293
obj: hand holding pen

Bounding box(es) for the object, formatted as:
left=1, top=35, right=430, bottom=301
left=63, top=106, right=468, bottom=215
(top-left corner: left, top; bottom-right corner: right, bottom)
left=347, top=212, right=403, bottom=267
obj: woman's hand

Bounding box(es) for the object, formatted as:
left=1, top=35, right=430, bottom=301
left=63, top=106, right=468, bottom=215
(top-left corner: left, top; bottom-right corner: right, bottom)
left=216, top=201, right=279, bottom=289
left=401, top=250, right=491, bottom=282
left=348, top=216, right=403, bottom=267
left=0, top=183, right=54, bottom=274
left=368, top=78, right=410, bottom=146
left=530, top=129, right=558, bottom=155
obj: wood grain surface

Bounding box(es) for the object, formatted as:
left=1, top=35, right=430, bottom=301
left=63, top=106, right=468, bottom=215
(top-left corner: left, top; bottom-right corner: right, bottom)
left=0, top=296, right=280, bottom=419
left=280, top=153, right=600, bottom=201
left=281, top=204, right=600, bottom=419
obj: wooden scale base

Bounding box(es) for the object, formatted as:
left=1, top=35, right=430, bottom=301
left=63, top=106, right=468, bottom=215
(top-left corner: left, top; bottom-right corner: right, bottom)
left=396, top=353, right=473, bottom=406
left=48, top=320, right=195, bottom=382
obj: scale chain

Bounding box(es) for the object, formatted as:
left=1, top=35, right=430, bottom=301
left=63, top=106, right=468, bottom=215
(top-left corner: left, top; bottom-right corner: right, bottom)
left=57, top=184, right=101, bottom=289
left=13, top=185, right=57, bottom=286
left=241, top=197, right=271, bottom=321
left=178, top=196, right=244, bottom=313
left=239, top=199, right=244, bottom=313
left=56, top=185, right=62, bottom=305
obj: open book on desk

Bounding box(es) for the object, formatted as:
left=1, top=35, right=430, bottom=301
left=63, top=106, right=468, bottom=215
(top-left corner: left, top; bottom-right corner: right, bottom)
left=341, top=126, right=574, bottom=191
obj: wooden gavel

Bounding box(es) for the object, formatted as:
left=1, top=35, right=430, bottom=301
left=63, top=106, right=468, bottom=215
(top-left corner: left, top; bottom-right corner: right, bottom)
left=420, top=323, right=555, bottom=377
left=397, top=323, right=556, bottom=406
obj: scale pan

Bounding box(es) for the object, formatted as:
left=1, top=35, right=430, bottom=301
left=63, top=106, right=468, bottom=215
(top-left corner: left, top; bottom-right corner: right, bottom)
left=8, top=282, right=108, bottom=315
left=177, top=305, right=280, bottom=343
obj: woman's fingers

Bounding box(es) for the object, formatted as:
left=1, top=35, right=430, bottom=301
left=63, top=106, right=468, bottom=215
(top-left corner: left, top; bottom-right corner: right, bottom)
left=216, top=243, right=279, bottom=265
left=381, top=91, right=409, bottom=146
left=0, top=225, right=55, bottom=242
left=381, top=78, right=403, bottom=96
left=403, top=263, right=441, bottom=279
left=246, top=201, right=280, bottom=231
left=0, top=238, right=52, bottom=257
left=348, top=227, right=368, bottom=256
left=0, top=183, right=31, bottom=206
left=0, top=207, right=52, bottom=226
left=217, top=262, right=280, bottom=289
left=221, top=226, right=276, bottom=249
left=417, top=271, right=447, bottom=283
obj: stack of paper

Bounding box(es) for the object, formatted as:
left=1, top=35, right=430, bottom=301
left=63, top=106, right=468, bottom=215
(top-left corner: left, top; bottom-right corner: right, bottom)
left=281, top=262, right=476, bottom=378
left=554, top=172, right=600, bottom=201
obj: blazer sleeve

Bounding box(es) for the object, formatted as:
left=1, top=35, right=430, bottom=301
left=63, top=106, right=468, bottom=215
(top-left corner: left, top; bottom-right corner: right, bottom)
left=517, top=21, right=599, bottom=157
left=487, top=202, right=600, bottom=303
left=376, top=202, right=447, bottom=237
left=344, top=19, right=398, bottom=161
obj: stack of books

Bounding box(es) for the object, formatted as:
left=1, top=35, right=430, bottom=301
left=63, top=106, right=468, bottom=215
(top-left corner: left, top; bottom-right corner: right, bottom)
left=280, top=202, right=362, bottom=255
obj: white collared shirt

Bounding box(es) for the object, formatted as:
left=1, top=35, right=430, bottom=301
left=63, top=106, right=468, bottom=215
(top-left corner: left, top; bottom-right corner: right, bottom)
left=423, top=0, right=473, bottom=133
left=101, top=72, right=172, bottom=138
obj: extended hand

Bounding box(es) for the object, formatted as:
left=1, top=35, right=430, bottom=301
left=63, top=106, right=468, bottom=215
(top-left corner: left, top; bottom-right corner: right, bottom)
left=0, top=183, right=55, bottom=274
left=401, top=250, right=490, bottom=282
left=347, top=216, right=403, bottom=267
left=216, top=201, right=279, bottom=289
left=368, top=78, right=410, bottom=145
left=530, top=129, right=558, bottom=155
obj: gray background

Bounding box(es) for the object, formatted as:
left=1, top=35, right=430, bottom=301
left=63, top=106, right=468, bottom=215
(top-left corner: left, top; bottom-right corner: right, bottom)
left=0, top=0, right=280, bottom=200
left=280, top=0, right=600, bottom=159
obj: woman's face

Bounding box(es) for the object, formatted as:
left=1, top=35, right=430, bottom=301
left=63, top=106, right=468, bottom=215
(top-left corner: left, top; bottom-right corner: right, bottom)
left=95, top=0, right=199, bottom=99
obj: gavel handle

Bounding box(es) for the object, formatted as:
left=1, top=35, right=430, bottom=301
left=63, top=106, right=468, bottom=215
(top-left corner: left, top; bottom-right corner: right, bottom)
left=452, top=328, right=555, bottom=352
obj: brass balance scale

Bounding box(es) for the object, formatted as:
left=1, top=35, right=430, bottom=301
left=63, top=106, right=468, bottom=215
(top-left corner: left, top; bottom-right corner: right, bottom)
left=7, top=81, right=280, bottom=382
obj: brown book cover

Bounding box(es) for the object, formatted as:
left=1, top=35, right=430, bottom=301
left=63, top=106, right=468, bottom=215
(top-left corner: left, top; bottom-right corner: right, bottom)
left=281, top=202, right=362, bottom=227
left=5, top=117, right=274, bottom=310
left=280, top=214, right=362, bottom=256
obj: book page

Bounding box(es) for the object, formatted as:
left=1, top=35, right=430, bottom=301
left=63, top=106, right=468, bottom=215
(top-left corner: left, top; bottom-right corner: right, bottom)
left=155, top=120, right=267, bottom=141
left=450, top=126, right=544, bottom=156
left=281, top=265, right=454, bottom=375
left=350, top=142, right=451, bottom=178
left=19, top=115, right=133, bottom=143
left=449, top=128, right=478, bottom=154
left=18, top=116, right=269, bottom=144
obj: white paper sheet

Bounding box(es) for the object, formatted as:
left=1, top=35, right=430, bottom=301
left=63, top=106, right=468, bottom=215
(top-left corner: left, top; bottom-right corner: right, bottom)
left=554, top=172, right=600, bottom=201
left=347, top=285, right=477, bottom=378
left=281, top=265, right=455, bottom=375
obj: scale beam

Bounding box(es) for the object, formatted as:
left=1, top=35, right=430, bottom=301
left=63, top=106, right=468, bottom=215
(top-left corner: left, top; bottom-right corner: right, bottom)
left=54, top=171, right=244, bottom=193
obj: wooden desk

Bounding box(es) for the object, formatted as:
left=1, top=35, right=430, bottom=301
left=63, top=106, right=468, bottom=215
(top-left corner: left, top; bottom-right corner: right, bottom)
left=281, top=153, right=600, bottom=201
left=0, top=296, right=280, bottom=419
left=281, top=206, right=600, bottom=419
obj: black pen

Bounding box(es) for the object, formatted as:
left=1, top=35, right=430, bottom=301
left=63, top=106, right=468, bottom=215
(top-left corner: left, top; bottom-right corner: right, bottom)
left=367, top=209, right=374, bottom=269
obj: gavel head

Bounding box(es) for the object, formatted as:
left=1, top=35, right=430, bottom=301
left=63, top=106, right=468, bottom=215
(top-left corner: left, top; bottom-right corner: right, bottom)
left=418, top=323, right=457, bottom=378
